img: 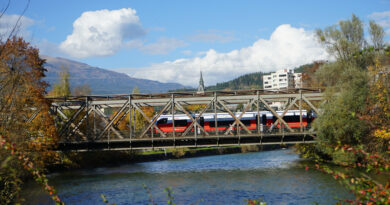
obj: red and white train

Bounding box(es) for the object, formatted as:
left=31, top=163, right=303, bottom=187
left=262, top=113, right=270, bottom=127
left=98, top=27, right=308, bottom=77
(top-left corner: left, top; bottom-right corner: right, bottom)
left=155, top=110, right=315, bottom=133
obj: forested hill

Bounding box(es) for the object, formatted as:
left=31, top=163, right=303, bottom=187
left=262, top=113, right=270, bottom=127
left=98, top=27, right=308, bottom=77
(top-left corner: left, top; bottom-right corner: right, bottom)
left=205, top=64, right=312, bottom=91
left=206, top=72, right=266, bottom=91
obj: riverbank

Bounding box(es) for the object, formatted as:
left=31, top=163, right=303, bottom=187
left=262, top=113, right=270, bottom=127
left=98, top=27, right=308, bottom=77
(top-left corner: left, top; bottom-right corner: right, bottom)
left=48, top=144, right=288, bottom=172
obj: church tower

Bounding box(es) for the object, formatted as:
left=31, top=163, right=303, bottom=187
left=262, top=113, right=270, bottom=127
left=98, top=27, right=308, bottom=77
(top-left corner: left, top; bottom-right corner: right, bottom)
left=197, top=71, right=205, bottom=93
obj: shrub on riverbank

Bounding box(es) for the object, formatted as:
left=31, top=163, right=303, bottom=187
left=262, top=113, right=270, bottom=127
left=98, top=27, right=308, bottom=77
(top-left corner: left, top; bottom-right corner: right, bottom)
left=169, top=148, right=189, bottom=158
left=241, top=145, right=260, bottom=153
left=310, top=14, right=389, bottom=162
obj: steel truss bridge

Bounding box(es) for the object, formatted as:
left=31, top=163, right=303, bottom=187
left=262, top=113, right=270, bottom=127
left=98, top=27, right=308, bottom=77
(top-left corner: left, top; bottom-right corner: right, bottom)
left=32, top=88, right=324, bottom=151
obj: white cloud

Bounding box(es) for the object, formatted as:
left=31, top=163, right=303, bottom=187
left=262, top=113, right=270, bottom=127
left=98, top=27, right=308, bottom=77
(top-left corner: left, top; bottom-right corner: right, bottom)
left=120, top=24, right=328, bottom=87
left=140, top=37, right=187, bottom=55
left=189, top=30, right=236, bottom=43
left=369, top=11, right=390, bottom=35
left=0, top=14, right=34, bottom=40
left=59, top=8, right=146, bottom=58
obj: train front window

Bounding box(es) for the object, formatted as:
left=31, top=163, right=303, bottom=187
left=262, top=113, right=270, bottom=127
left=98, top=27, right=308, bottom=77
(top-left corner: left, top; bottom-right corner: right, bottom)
left=156, top=118, right=168, bottom=125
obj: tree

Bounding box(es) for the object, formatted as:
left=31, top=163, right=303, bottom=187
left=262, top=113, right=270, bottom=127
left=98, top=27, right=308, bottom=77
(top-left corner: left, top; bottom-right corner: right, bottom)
left=316, top=14, right=367, bottom=66
left=362, top=47, right=390, bottom=153
left=131, top=87, right=155, bottom=131
left=298, top=16, right=390, bottom=203
left=116, top=87, right=155, bottom=132
left=301, top=61, right=325, bottom=88
left=0, top=37, right=58, bottom=203
left=185, top=104, right=206, bottom=112
left=311, top=14, right=389, bottom=163
left=48, top=66, right=71, bottom=97
left=369, top=20, right=385, bottom=50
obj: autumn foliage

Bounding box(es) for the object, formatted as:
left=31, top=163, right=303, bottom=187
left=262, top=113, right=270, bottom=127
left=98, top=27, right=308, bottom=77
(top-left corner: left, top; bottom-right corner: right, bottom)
left=0, top=37, right=59, bottom=203
left=298, top=15, right=390, bottom=204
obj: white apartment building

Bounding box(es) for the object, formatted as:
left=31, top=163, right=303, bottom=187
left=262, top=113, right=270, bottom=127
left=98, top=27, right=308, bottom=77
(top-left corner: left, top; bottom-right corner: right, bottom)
left=263, top=69, right=303, bottom=110
left=263, top=69, right=302, bottom=90
left=293, top=73, right=302, bottom=88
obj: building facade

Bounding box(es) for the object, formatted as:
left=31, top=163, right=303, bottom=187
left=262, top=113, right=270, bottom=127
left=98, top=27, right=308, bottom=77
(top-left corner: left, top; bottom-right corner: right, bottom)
left=293, top=73, right=302, bottom=88
left=262, top=69, right=303, bottom=110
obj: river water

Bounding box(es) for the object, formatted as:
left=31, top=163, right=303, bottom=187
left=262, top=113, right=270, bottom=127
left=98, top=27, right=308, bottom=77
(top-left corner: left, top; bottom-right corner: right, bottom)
left=23, top=149, right=353, bottom=204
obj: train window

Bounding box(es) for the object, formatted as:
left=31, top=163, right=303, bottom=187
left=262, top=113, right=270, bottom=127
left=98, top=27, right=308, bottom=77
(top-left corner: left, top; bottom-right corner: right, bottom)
left=209, top=120, right=235, bottom=128
left=283, top=116, right=300, bottom=122
left=199, top=117, right=204, bottom=127
left=174, top=120, right=188, bottom=127
left=261, top=114, right=267, bottom=125
left=241, top=120, right=251, bottom=126
left=156, top=118, right=168, bottom=125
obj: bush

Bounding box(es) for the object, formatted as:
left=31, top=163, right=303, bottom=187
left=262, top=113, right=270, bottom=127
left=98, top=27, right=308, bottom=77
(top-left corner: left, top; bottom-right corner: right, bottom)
left=241, top=145, right=260, bottom=153
left=170, top=148, right=189, bottom=158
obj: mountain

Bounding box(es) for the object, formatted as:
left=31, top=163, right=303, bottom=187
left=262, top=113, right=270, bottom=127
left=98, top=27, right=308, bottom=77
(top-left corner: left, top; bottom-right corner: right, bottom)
left=42, top=56, right=191, bottom=94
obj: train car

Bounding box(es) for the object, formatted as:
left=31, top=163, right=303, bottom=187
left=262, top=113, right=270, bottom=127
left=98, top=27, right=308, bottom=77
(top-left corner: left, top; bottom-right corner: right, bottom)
left=154, top=110, right=314, bottom=133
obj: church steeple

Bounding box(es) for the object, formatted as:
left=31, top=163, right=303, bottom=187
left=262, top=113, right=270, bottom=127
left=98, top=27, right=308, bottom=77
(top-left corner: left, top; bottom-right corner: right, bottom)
left=197, top=71, right=205, bottom=93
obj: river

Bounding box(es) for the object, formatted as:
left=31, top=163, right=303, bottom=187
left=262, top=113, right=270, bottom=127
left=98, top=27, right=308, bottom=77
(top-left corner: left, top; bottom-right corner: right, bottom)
left=23, top=149, right=353, bottom=204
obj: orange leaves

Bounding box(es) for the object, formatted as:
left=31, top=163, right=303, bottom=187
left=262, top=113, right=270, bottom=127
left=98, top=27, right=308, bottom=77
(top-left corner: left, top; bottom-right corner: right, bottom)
left=374, top=129, right=390, bottom=139
left=0, top=136, right=64, bottom=204
left=186, top=104, right=207, bottom=112
left=0, top=37, right=58, bottom=149
left=119, top=106, right=155, bottom=131
left=0, top=37, right=60, bottom=203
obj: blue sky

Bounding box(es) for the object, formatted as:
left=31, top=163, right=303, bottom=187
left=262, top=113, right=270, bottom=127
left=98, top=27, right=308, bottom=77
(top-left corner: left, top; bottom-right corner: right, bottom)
left=3, top=0, right=390, bottom=86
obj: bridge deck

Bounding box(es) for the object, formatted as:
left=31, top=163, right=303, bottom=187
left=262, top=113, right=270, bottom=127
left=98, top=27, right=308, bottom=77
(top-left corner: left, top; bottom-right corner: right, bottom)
left=58, top=132, right=315, bottom=151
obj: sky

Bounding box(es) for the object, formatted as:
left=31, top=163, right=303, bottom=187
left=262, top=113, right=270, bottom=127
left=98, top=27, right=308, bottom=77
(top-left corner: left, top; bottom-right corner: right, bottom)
left=2, top=0, right=390, bottom=87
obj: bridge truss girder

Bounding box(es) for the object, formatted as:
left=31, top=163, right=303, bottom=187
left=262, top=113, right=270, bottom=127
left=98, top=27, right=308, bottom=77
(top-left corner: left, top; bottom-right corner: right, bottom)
left=42, top=89, right=323, bottom=150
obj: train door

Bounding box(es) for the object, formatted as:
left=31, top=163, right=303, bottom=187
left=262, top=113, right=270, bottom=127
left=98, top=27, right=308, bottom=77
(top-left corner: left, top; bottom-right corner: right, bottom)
left=307, top=110, right=312, bottom=124
left=199, top=117, right=204, bottom=127
left=261, top=114, right=267, bottom=131
left=198, top=117, right=204, bottom=134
